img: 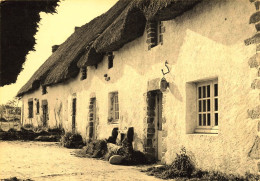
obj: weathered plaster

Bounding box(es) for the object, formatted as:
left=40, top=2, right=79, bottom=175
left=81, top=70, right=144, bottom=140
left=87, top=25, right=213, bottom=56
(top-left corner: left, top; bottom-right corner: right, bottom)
left=248, top=136, right=260, bottom=159
left=20, top=0, right=258, bottom=175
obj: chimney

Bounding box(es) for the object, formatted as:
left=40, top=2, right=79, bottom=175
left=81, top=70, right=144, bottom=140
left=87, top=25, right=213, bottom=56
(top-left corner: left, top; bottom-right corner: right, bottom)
left=52, top=45, right=59, bottom=53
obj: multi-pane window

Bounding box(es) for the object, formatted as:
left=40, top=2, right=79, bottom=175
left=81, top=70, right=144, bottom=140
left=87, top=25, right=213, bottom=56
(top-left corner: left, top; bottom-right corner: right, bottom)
left=108, top=92, right=119, bottom=123
left=197, top=80, right=218, bottom=132
left=28, top=100, right=33, bottom=118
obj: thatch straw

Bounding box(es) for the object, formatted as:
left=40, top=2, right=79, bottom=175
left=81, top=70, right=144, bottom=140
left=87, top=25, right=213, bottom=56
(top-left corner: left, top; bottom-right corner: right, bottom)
left=92, top=2, right=146, bottom=53
left=17, top=0, right=130, bottom=96
left=134, top=0, right=201, bottom=21
left=17, top=0, right=201, bottom=97
left=77, top=47, right=104, bottom=67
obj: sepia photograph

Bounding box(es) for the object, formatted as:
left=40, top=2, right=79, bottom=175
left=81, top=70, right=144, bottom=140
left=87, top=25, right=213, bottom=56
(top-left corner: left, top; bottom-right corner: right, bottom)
left=0, top=0, right=260, bottom=180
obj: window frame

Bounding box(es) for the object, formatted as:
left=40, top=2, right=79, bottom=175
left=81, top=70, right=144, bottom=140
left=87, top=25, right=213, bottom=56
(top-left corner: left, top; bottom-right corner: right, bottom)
left=156, top=21, right=163, bottom=46
left=108, top=92, right=119, bottom=124
left=195, top=79, right=218, bottom=134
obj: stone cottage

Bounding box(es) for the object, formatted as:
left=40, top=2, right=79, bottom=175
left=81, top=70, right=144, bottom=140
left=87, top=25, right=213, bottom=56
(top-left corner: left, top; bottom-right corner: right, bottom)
left=17, top=0, right=260, bottom=175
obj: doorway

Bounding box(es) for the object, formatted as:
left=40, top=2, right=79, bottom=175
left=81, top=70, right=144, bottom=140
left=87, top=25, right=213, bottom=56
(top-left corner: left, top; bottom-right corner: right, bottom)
left=146, top=90, right=163, bottom=161
left=42, top=100, right=48, bottom=127
left=155, top=91, right=163, bottom=160
left=72, top=98, right=76, bottom=133
left=88, top=97, right=96, bottom=140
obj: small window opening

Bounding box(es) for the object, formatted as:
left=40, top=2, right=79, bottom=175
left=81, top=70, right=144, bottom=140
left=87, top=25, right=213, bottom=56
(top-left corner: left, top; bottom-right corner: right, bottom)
left=147, top=21, right=164, bottom=50
left=108, top=52, right=114, bottom=69
left=42, top=86, right=47, bottom=95
left=36, top=100, right=40, bottom=114
left=80, top=67, right=87, bottom=80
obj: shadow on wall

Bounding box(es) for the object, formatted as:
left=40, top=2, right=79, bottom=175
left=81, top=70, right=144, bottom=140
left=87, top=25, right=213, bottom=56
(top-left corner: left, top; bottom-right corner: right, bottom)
left=173, top=0, right=254, bottom=46
left=91, top=1, right=252, bottom=86
left=169, top=82, right=183, bottom=102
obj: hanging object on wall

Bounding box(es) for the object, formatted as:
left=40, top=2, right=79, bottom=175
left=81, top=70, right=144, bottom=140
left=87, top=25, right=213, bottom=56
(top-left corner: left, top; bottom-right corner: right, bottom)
left=104, top=74, right=110, bottom=81
left=161, top=60, right=170, bottom=76
left=160, top=77, right=169, bottom=92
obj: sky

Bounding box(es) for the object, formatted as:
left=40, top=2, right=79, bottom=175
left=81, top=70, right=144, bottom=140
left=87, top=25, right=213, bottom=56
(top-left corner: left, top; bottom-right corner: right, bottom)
left=0, top=0, right=118, bottom=105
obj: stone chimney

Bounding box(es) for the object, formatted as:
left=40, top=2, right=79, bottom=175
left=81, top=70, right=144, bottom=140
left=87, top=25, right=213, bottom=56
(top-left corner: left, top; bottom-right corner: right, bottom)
left=75, top=26, right=80, bottom=31
left=52, top=45, right=59, bottom=53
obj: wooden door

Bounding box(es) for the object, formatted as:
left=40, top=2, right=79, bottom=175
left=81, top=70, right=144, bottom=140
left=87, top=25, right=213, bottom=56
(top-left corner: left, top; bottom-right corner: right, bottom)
left=72, top=98, right=76, bottom=133
left=156, top=91, right=163, bottom=160
left=42, top=104, right=48, bottom=127
left=89, top=98, right=96, bottom=140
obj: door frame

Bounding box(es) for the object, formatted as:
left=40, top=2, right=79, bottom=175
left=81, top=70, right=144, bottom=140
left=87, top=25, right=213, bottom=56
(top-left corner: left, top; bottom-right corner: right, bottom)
left=145, top=90, right=163, bottom=161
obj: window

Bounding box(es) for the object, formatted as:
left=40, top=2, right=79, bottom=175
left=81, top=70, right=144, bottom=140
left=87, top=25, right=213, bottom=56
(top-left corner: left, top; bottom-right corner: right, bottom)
left=156, top=21, right=164, bottom=45
left=108, top=52, right=114, bottom=69
left=147, top=21, right=165, bottom=50
left=80, top=66, right=87, bottom=80
left=28, top=100, right=33, bottom=118
left=196, top=79, right=218, bottom=133
left=36, top=100, right=40, bottom=114
left=42, top=86, right=47, bottom=95
left=108, top=92, right=119, bottom=123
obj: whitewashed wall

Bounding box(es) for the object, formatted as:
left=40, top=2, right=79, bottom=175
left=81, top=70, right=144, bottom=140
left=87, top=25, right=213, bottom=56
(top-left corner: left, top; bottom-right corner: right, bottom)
left=20, top=0, right=258, bottom=175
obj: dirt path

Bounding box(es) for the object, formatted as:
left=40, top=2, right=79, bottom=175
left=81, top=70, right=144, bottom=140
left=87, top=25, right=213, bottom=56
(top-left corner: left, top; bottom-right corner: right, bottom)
left=0, top=141, right=163, bottom=181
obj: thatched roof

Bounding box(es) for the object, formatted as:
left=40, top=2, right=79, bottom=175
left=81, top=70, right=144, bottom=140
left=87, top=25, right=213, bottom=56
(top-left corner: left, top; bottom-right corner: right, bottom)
left=17, top=0, right=201, bottom=97
left=0, top=0, right=59, bottom=87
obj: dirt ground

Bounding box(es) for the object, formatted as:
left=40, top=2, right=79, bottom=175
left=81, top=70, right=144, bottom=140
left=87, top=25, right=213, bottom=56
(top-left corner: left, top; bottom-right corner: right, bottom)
left=0, top=141, right=164, bottom=181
